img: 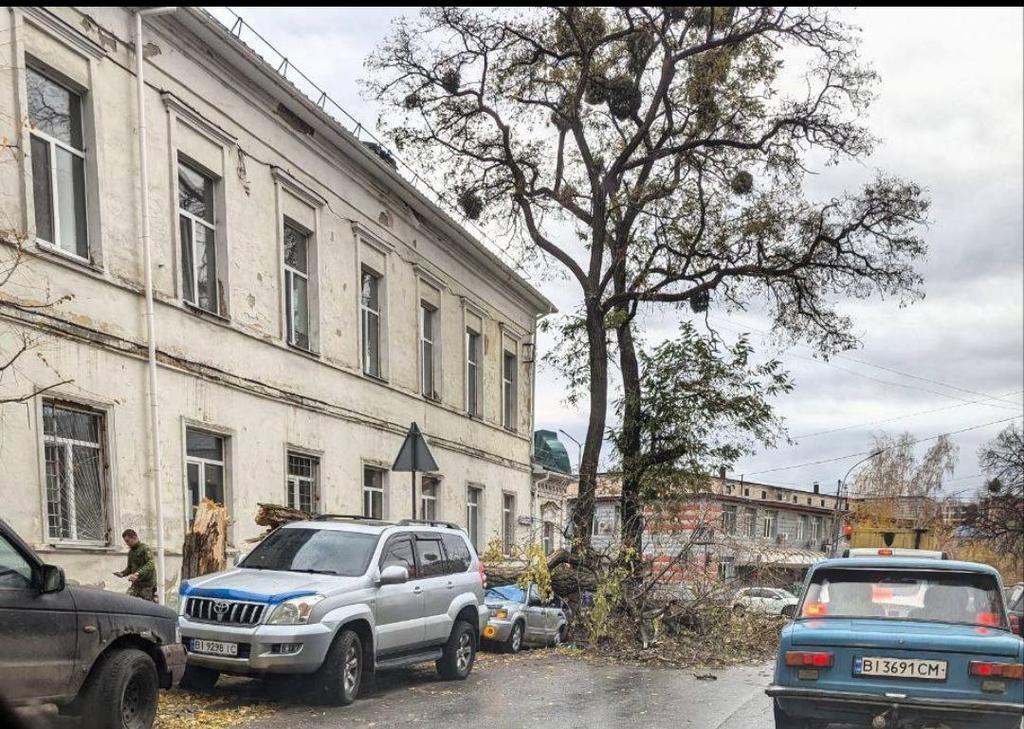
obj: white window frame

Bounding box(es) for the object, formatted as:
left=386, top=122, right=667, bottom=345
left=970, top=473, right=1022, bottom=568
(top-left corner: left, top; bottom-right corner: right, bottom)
left=466, top=484, right=482, bottom=549
left=177, top=158, right=220, bottom=315
left=721, top=504, right=737, bottom=535
left=283, top=219, right=312, bottom=350
left=797, top=514, right=808, bottom=541
left=361, top=267, right=383, bottom=377
left=420, top=302, right=437, bottom=399
left=763, top=510, right=777, bottom=539
left=184, top=427, right=228, bottom=526
left=286, top=451, right=319, bottom=514
left=502, top=491, right=516, bottom=556
left=420, top=476, right=439, bottom=521
left=502, top=344, right=518, bottom=432
left=27, top=65, right=88, bottom=261
left=41, top=399, right=107, bottom=544
left=363, top=466, right=385, bottom=519
left=744, top=507, right=757, bottom=538
left=465, top=326, right=482, bottom=417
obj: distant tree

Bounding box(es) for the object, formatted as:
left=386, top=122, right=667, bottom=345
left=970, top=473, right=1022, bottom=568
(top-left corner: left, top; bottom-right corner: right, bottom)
left=850, top=433, right=958, bottom=529
left=369, top=7, right=929, bottom=553
left=962, top=424, right=1024, bottom=558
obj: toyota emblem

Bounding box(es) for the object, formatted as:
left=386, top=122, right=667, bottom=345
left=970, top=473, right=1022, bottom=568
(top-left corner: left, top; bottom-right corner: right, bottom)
left=213, top=601, right=229, bottom=620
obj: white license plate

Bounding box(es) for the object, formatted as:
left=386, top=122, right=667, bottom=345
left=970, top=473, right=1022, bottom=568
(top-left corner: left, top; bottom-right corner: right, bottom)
left=855, top=656, right=947, bottom=681
left=190, top=639, right=238, bottom=657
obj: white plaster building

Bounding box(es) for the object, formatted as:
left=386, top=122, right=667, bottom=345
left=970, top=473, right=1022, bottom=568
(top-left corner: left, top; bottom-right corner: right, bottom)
left=0, top=7, right=552, bottom=598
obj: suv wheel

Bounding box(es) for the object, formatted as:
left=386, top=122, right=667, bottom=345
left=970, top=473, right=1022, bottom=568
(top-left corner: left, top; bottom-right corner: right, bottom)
left=180, top=665, right=220, bottom=691
left=81, top=648, right=159, bottom=729
left=437, top=620, right=476, bottom=680
left=313, top=629, right=362, bottom=705
left=551, top=626, right=566, bottom=648
left=502, top=621, right=524, bottom=654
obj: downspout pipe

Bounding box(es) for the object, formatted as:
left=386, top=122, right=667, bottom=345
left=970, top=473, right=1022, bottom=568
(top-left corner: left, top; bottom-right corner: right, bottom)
left=135, top=6, right=177, bottom=604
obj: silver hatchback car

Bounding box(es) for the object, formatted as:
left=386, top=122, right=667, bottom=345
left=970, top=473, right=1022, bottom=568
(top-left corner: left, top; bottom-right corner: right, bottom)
left=177, top=517, right=488, bottom=705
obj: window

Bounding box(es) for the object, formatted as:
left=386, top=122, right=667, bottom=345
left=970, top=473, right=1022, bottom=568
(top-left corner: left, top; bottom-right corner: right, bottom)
left=27, top=66, right=88, bottom=260
left=363, top=466, right=385, bottom=519
left=283, top=220, right=311, bottom=349
left=721, top=504, right=737, bottom=535
left=798, top=514, right=809, bottom=541
left=763, top=510, right=777, bottom=539
left=724, top=484, right=733, bottom=495
left=414, top=538, right=446, bottom=577
left=185, top=429, right=225, bottom=519
left=241, top=528, right=378, bottom=577
left=776, top=492, right=783, bottom=501
left=502, top=492, right=515, bottom=555
left=542, top=521, right=555, bottom=555
left=743, top=507, right=757, bottom=538
left=0, top=533, right=33, bottom=589
left=442, top=533, right=472, bottom=572
left=286, top=452, right=319, bottom=514
left=421, top=476, right=438, bottom=521
left=466, top=327, right=482, bottom=416
left=717, top=556, right=735, bottom=580
left=743, top=488, right=750, bottom=497
left=811, top=517, right=822, bottom=542
left=502, top=348, right=518, bottom=431
left=42, top=400, right=106, bottom=542
left=178, top=160, right=219, bottom=313
left=820, top=499, right=825, bottom=507
left=466, top=486, right=481, bottom=549
left=380, top=537, right=416, bottom=577
left=361, top=269, right=382, bottom=377
left=420, top=303, right=437, bottom=398
left=760, top=490, right=767, bottom=499
left=807, top=497, right=812, bottom=505
left=593, top=502, right=620, bottom=538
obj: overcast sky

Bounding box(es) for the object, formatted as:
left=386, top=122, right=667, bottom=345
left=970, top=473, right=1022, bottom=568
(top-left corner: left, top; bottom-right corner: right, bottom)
left=207, top=7, right=1024, bottom=497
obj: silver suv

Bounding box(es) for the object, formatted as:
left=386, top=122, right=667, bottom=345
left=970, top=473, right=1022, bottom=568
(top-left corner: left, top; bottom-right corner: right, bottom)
left=177, top=517, right=487, bottom=704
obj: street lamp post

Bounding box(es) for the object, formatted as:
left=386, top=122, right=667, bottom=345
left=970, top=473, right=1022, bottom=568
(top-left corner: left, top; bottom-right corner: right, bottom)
left=831, top=449, right=884, bottom=555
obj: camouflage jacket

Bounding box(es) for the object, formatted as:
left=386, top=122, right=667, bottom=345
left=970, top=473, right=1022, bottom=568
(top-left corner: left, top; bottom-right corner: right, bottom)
left=119, top=542, right=156, bottom=589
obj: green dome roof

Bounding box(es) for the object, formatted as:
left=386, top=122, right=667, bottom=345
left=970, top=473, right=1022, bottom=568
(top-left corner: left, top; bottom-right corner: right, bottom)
left=534, top=429, right=572, bottom=475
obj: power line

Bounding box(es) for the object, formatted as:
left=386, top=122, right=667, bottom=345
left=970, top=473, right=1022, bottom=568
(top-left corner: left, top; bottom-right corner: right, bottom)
left=746, top=415, right=1022, bottom=477
left=709, top=316, right=1023, bottom=411
left=792, top=390, right=1024, bottom=439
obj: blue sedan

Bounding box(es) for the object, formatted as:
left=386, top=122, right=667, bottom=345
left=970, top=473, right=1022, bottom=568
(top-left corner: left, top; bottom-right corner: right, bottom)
left=767, top=555, right=1024, bottom=729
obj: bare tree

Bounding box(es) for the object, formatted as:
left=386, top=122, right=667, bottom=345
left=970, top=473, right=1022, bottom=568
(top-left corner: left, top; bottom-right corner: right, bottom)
left=368, top=7, right=929, bottom=552
left=962, top=424, right=1024, bottom=557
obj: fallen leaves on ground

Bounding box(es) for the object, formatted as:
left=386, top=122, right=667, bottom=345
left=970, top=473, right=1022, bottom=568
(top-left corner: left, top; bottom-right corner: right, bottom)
left=155, top=689, right=277, bottom=729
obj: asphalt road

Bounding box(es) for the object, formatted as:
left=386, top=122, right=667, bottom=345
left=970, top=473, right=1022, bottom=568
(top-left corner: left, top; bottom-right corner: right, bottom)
left=220, top=650, right=781, bottom=729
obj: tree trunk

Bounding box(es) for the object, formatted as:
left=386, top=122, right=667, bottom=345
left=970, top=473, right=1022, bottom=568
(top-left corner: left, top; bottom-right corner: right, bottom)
left=181, top=499, right=228, bottom=581
left=570, top=300, right=610, bottom=557
left=616, top=312, right=645, bottom=567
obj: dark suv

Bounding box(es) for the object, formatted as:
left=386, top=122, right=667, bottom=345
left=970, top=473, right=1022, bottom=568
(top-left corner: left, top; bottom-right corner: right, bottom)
left=0, top=519, right=184, bottom=729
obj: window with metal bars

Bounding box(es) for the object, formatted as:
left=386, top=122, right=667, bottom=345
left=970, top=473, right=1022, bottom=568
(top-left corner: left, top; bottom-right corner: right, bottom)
left=42, top=400, right=107, bottom=543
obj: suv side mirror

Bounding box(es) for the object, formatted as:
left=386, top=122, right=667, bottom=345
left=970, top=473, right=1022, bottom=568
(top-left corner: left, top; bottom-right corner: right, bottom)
left=378, top=565, right=409, bottom=586
left=38, top=564, right=65, bottom=594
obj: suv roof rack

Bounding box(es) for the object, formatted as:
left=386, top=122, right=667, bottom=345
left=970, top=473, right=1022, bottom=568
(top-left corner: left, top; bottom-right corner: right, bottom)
left=312, top=514, right=394, bottom=524
left=396, top=518, right=464, bottom=531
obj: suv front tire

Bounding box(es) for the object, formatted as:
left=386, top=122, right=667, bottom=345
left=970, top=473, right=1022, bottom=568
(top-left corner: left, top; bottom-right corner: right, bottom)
left=313, top=629, right=363, bottom=705
left=436, top=620, right=477, bottom=680
left=82, top=648, right=159, bottom=729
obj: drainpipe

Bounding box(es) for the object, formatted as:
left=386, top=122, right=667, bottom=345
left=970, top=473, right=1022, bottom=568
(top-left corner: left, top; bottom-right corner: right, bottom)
left=135, top=7, right=177, bottom=604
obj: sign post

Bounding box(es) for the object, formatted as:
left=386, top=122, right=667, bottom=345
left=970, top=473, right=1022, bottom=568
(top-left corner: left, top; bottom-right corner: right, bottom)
left=392, top=422, right=439, bottom=520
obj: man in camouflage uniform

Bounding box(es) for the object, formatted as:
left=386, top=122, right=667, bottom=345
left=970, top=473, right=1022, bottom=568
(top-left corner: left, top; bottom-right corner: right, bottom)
left=115, top=528, right=157, bottom=602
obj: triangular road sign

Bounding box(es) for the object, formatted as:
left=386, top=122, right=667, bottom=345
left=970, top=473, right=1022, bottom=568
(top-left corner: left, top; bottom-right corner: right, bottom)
left=392, top=422, right=438, bottom=473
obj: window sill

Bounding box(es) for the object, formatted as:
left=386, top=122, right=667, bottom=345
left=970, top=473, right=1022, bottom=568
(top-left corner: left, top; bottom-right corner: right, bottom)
left=35, top=541, right=116, bottom=553
left=362, top=371, right=389, bottom=385
left=287, top=341, right=320, bottom=360
left=34, top=240, right=103, bottom=274
left=183, top=300, right=231, bottom=324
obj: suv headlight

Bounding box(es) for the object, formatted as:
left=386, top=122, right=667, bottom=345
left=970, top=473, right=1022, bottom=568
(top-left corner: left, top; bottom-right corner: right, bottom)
left=268, top=595, right=326, bottom=625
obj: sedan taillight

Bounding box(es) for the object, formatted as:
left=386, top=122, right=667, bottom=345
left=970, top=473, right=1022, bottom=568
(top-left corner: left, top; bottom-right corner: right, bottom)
left=785, top=651, right=834, bottom=668
left=969, top=661, right=1024, bottom=680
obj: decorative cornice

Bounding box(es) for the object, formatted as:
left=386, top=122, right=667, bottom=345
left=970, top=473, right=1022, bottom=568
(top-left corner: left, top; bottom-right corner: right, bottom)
left=161, top=91, right=237, bottom=148
left=21, top=7, right=108, bottom=60
left=271, top=166, right=326, bottom=209
left=351, top=221, right=395, bottom=254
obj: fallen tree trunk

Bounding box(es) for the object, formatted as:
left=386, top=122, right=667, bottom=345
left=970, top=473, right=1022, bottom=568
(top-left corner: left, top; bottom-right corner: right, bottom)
left=247, top=502, right=311, bottom=543
left=181, top=499, right=228, bottom=580
left=484, top=549, right=597, bottom=596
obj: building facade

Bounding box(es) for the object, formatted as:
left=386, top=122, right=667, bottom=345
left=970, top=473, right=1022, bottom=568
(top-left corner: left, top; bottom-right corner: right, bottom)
left=573, top=472, right=840, bottom=585
left=0, top=7, right=551, bottom=597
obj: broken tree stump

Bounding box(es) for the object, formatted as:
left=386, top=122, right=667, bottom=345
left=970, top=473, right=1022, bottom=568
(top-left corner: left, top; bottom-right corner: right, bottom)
left=181, top=498, right=228, bottom=581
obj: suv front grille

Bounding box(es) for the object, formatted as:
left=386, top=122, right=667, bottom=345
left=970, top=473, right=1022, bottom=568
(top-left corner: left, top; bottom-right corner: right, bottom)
left=185, top=597, right=266, bottom=625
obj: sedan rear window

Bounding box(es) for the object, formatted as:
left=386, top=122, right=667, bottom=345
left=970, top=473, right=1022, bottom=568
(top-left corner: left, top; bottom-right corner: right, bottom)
left=242, top=528, right=379, bottom=576
left=801, top=568, right=1007, bottom=628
